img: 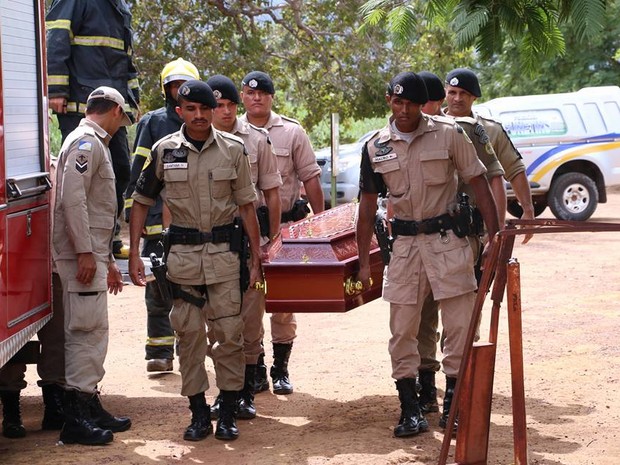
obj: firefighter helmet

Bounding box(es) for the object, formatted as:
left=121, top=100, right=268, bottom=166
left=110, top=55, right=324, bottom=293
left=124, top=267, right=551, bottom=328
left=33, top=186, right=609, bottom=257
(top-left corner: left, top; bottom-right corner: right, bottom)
left=160, top=58, right=200, bottom=98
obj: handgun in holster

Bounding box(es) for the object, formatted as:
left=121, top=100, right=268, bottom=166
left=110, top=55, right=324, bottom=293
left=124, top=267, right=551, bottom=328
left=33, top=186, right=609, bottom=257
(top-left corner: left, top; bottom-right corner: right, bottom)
left=149, top=252, right=173, bottom=304
left=148, top=228, right=173, bottom=303
left=451, top=192, right=475, bottom=238
left=230, top=217, right=250, bottom=293
left=291, top=199, right=311, bottom=222
left=256, top=205, right=270, bottom=238
left=374, top=214, right=393, bottom=266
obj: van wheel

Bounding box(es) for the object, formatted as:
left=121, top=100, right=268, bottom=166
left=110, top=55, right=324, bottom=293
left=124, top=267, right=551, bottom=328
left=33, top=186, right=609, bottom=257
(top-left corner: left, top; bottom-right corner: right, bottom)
left=507, top=199, right=547, bottom=218
left=548, top=173, right=598, bottom=221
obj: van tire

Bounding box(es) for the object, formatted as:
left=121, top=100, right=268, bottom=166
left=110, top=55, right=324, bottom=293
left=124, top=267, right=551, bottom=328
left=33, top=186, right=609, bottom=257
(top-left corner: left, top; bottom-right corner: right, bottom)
left=548, top=172, right=598, bottom=221
left=507, top=199, right=547, bottom=218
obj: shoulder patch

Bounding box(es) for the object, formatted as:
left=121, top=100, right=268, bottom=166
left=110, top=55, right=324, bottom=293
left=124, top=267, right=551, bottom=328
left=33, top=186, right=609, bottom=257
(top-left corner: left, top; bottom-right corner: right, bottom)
left=78, top=140, right=92, bottom=151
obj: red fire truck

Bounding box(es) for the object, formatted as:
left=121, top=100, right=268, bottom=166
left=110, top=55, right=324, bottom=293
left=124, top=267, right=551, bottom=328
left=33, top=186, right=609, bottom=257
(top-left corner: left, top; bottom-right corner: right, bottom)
left=0, top=0, right=52, bottom=368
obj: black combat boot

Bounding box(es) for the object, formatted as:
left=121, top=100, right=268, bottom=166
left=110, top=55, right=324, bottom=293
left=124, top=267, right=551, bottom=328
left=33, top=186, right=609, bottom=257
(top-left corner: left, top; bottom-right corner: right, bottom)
left=41, top=384, right=65, bottom=430
left=1, top=390, right=26, bottom=438
left=271, top=343, right=293, bottom=395
left=215, top=390, right=239, bottom=441
left=238, top=365, right=257, bottom=419
left=393, top=378, right=429, bottom=438
left=89, top=390, right=131, bottom=432
left=184, top=393, right=212, bottom=441
left=210, top=392, right=222, bottom=420
left=253, top=352, right=270, bottom=393
left=418, top=371, right=439, bottom=414
left=59, top=390, right=113, bottom=445
left=439, top=376, right=458, bottom=434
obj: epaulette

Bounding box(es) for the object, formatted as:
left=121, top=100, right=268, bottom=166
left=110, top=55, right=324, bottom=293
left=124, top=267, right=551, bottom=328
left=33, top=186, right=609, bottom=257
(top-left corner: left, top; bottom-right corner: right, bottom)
left=151, top=132, right=177, bottom=152
left=218, top=129, right=245, bottom=146
left=475, top=112, right=503, bottom=126
left=281, top=115, right=301, bottom=125
left=453, top=115, right=477, bottom=127
left=248, top=123, right=269, bottom=137
left=429, top=114, right=456, bottom=126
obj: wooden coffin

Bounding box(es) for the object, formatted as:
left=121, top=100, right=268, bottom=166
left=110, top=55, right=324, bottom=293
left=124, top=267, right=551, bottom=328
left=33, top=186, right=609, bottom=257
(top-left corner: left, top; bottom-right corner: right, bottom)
left=264, top=202, right=384, bottom=313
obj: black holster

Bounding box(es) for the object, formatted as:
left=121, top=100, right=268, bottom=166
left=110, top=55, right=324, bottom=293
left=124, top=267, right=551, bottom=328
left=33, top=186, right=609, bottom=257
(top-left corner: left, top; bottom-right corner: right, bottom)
left=374, top=215, right=393, bottom=266
left=230, top=217, right=250, bottom=293
left=450, top=193, right=475, bottom=238
left=281, top=199, right=310, bottom=223
left=256, top=205, right=270, bottom=238
left=149, top=253, right=173, bottom=304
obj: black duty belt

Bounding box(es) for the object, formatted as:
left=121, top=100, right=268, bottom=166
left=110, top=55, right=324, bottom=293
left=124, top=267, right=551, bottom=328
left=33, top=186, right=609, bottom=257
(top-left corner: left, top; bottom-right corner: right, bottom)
left=168, top=224, right=233, bottom=245
left=390, top=214, right=454, bottom=237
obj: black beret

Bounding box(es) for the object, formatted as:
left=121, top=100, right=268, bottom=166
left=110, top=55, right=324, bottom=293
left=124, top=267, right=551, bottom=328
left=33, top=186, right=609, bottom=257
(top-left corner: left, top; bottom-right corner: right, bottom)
left=206, top=75, right=240, bottom=104
left=241, top=71, right=275, bottom=95
left=418, top=71, right=446, bottom=101
left=386, top=72, right=428, bottom=104
left=445, top=68, right=482, bottom=98
left=177, top=80, right=217, bottom=108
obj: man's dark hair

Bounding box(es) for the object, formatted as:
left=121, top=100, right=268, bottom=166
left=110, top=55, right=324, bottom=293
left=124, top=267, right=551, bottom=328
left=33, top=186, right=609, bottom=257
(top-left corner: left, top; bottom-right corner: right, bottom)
left=86, top=98, right=118, bottom=115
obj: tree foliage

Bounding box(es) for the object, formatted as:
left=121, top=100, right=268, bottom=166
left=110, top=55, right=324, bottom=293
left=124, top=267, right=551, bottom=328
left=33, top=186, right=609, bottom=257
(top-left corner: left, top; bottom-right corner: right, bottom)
left=360, top=0, right=607, bottom=73
left=478, top=0, right=620, bottom=100
left=127, top=0, right=475, bottom=145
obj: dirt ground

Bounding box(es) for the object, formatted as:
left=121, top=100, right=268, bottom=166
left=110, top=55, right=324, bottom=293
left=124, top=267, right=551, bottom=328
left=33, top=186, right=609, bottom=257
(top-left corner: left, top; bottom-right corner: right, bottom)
left=2, top=191, right=620, bottom=465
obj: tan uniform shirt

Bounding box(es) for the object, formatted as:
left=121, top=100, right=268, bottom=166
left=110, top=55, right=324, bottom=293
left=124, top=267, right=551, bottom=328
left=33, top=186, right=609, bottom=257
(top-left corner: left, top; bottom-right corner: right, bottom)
left=230, top=118, right=282, bottom=204
left=240, top=111, right=320, bottom=213
left=361, top=115, right=486, bottom=303
left=53, top=118, right=116, bottom=266
left=452, top=115, right=504, bottom=204
left=474, top=112, right=526, bottom=182
left=133, top=126, right=257, bottom=286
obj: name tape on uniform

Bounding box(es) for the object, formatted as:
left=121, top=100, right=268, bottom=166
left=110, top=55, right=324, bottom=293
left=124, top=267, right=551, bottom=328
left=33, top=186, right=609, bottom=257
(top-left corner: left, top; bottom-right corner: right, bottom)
left=372, top=153, right=397, bottom=163
left=163, top=162, right=188, bottom=170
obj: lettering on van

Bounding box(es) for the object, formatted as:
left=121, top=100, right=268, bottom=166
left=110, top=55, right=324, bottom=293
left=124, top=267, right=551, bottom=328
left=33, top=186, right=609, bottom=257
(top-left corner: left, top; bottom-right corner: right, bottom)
left=500, top=109, right=568, bottom=138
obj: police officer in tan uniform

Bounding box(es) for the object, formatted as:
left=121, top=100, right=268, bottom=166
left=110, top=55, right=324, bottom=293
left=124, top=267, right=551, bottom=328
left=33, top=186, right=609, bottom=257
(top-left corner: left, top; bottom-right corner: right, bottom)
left=356, top=72, right=499, bottom=438
left=415, top=71, right=505, bottom=422
left=239, top=71, right=324, bottom=395
left=53, top=86, right=131, bottom=446
left=206, top=74, right=282, bottom=419
left=444, top=68, right=534, bottom=244
left=128, top=80, right=262, bottom=442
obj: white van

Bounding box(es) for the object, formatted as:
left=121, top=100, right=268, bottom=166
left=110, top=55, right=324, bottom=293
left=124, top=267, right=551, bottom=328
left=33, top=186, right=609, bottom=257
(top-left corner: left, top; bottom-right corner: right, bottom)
left=475, top=86, right=620, bottom=220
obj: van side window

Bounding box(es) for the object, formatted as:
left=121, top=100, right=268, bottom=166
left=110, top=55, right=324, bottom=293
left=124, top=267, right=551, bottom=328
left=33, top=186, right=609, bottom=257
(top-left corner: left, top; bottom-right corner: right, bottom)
left=582, top=102, right=607, bottom=133
left=603, top=101, right=620, bottom=132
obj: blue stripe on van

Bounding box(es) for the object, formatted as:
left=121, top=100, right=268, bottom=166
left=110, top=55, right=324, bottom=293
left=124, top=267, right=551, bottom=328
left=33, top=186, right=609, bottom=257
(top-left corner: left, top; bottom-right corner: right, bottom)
left=525, top=133, right=620, bottom=176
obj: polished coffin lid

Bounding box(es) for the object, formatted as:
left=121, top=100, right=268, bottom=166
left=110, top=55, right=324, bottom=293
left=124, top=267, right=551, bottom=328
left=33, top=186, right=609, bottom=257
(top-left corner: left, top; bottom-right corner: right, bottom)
left=264, top=203, right=384, bottom=312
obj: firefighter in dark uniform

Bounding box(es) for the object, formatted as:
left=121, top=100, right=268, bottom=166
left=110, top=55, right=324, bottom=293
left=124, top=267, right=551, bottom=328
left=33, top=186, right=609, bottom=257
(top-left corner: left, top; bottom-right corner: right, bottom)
left=124, top=58, right=200, bottom=373
left=46, top=0, right=140, bottom=258
left=128, top=80, right=263, bottom=442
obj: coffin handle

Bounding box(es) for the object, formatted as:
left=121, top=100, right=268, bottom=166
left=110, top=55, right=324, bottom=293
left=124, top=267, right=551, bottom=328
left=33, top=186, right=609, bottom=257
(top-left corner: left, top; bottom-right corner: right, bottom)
left=344, top=276, right=372, bottom=296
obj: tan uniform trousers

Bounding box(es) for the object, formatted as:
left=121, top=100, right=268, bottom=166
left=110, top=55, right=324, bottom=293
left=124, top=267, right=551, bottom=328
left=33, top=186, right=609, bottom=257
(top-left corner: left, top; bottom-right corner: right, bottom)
left=241, top=288, right=266, bottom=364
left=57, top=260, right=109, bottom=394
left=205, top=281, right=264, bottom=365
left=269, top=222, right=297, bottom=345
left=417, top=236, right=483, bottom=373
left=171, top=279, right=244, bottom=396
left=389, top=267, right=475, bottom=380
